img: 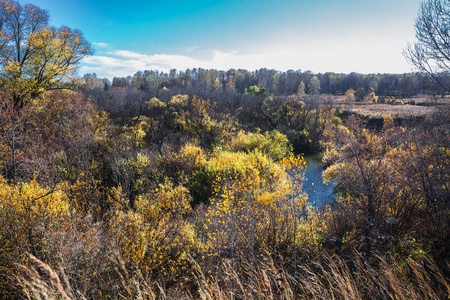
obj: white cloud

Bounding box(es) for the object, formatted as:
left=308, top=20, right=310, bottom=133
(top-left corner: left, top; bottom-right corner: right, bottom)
left=82, top=49, right=298, bottom=79
left=109, top=50, right=146, bottom=59
left=82, top=42, right=414, bottom=80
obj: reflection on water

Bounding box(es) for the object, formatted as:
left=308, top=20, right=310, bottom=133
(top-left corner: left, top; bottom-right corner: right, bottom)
left=302, top=153, right=334, bottom=207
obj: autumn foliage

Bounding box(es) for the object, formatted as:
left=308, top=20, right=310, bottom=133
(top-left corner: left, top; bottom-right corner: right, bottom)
left=0, top=83, right=448, bottom=299
left=0, top=2, right=449, bottom=297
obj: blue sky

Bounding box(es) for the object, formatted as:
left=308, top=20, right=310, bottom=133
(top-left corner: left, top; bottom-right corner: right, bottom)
left=22, top=0, right=422, bottom=79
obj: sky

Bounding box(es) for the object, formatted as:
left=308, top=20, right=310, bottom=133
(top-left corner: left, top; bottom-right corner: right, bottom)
left=20, top=0, right=422, bottom=79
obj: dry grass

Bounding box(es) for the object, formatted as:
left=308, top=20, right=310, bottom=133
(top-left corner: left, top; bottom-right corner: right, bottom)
left=190, top=252, right=450, bottom=300
left=12, top=251, right=449, bottom=300
left=349, top=104, right=437, bottom=118
left=14, top=253, right=76, bottom=300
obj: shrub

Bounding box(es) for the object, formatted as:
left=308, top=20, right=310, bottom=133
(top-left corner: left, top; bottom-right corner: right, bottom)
left=201, top=151, right=313, bottom=259
left=126, top=181, right=194, bottom=277
left=0, top=176, right=71, bottom=295
left=370, top=92, right=378, bottom=103
left=177, top=143, right=207, bottom=172
left=384, top=96, right=396, bottom=104
left=383, top=114, right=394, bottom=130
left=168, top=94, right=189, bottom=106
left=331, top=116, right=342, bottom=125
left=227, top=130, right=293, bottom=161
left=146, top=97, right=166, bottom=109
left=393, top=100, right=404, bottom=105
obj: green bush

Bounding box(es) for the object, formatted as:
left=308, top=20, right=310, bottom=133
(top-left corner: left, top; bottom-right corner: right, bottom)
left=226, top=130, right=292, bottom=161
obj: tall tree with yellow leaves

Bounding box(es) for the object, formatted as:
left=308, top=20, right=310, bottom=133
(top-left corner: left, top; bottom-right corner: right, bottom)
left=0, top=0, right=93, bottom=107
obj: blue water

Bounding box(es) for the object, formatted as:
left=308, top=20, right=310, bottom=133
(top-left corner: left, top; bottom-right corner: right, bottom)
left=302, top=153, right=334, bottom=207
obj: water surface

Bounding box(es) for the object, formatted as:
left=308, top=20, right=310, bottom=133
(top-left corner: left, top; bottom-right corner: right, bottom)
left=302, top=153, right=334, bottom=208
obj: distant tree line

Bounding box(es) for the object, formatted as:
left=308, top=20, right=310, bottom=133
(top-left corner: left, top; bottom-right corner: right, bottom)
left=83, top=68, right=450, bottom=99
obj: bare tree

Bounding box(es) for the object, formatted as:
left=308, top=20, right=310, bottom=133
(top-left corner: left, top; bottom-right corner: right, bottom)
left=404, top=0, right=450, bottom=92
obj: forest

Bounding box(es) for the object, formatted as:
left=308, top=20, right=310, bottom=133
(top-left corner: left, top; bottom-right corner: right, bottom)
left=0, top=0, right=449, bottom=299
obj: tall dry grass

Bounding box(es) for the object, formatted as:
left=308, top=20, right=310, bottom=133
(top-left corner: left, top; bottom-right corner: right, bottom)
left=12, top=250, right=449, bottom=300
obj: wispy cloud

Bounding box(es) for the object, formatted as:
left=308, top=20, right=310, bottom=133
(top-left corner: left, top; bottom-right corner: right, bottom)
left=94, top=42, right=109, bottom=47
left=185, top=45, right=199, bottom=53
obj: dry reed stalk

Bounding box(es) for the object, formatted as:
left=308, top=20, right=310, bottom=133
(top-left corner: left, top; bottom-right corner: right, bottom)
left=14, top=252, right=74, bottom=300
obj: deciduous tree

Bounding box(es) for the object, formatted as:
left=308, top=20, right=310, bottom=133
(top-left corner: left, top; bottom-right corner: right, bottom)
left=0, top=0, right=93, bottom=107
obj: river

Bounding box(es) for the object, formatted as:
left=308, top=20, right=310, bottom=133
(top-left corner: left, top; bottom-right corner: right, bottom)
left=302, top=153, right=334, bottom=208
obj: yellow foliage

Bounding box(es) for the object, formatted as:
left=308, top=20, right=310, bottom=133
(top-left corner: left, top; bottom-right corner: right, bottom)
left=177, top=143, right=207, bottom=170
left=207, top=151, right=287, bottom=195
left=110, top=210, right=147, bottom=265
left=0, top=2, right=93, bottom=107
left=146, top=97, right=166, bottom=109
left=322, top=148, right=340, bottom=166
left=168, top=94, right=189, bottom=106
left=227, top=130, right=293, bottom=161
left=66, top=178, right=103, bottom=215
left=0, top=176, right=71, bottom=261
left=130, top=116, right=152, bottom=147
left=132, top=181, right=193, bottom=276
left=200, top=150, right=312, bottom=253
left=294, top=204, right=327, bottom=253
left=0, top=176, right=70, bottom=222
left=136, top=181, right=192, bottom=225
left=280, top=153, right=306, bottom=173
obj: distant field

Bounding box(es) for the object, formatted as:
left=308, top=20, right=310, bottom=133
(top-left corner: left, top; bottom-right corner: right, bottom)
left=320, top=94, right=446, bottom=118
left=328, top=94, right=449, bottom=105
left=349, top=104, right=437, bottom=118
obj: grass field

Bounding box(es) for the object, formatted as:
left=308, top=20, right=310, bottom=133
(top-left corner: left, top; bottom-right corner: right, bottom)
left=323, top=94, right=447, bottom=119
left=348, top=104, right=437, bottom=118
